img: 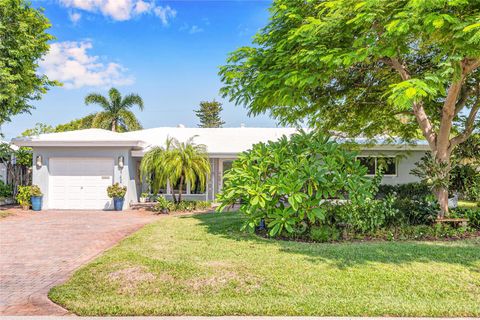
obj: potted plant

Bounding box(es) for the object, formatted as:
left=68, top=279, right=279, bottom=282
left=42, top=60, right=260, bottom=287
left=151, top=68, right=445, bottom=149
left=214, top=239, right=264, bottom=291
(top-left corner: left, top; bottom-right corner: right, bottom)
left=30, top=185, right=43, bottom=211
left=139, top=192, right=148, bottom=203
left=107, top=183, right=127, bottom=211
left=16, top=185, right=31, bottom=210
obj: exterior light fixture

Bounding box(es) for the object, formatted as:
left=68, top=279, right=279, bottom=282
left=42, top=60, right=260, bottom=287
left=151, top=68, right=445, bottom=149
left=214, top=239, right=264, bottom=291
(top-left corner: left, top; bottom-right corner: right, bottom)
left=36, top=155, right=42, bottom=167
left=118, top=156, right=124, bottom=169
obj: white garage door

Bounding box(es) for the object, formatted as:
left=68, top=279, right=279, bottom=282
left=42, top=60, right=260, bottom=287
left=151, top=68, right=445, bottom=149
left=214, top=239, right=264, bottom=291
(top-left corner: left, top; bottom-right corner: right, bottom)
left=49, top=157, right=114, bottom=209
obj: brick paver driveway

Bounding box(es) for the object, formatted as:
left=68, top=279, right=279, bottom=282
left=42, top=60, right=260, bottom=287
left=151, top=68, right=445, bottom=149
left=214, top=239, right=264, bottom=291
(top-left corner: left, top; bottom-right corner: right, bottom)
left=0, top=210, right=158, bottom=316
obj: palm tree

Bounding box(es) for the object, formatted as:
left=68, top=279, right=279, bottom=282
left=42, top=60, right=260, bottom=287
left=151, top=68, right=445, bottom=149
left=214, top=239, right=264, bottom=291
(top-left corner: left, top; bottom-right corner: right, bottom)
left=84, top=87, right=144, bottom=132
left=140, top=137, right=211, bottom=203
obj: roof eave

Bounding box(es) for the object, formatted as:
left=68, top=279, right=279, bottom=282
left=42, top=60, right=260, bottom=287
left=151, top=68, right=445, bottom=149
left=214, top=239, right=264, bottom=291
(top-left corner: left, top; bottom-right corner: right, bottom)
left=11, top=139, right=145, bottom=149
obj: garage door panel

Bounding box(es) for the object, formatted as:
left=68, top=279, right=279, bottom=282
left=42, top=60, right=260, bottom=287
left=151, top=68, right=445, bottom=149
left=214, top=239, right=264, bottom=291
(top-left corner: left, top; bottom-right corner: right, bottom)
left=49, top=158, right=114, bottom=210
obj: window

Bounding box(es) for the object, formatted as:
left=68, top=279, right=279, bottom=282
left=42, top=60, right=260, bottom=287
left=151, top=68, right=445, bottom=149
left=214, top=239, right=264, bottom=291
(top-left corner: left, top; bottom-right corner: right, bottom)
left=222, top=160, right=233, bottom=175
left=357, top=156, right=397, bottom=176
left=358, top=157, right=376, bottom=175
left=377, top=157, right=397, bottom=175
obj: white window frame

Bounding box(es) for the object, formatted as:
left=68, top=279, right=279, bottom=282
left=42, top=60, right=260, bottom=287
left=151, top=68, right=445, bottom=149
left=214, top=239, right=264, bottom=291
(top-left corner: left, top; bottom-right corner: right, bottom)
left=356, top=156, right=398, bottom=177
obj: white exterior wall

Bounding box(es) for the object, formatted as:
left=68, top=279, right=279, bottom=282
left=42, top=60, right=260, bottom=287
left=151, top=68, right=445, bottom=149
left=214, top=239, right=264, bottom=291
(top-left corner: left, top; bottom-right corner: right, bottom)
left=357, top=150, right=428, bottom=185
left=32, top=147, right=137, bottom=210
left=30, top=147, right=428, bottom=209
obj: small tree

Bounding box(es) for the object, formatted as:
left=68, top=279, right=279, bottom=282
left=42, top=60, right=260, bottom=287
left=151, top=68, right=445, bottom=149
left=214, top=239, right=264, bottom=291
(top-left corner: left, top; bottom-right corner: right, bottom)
left=85, top=88, right=144, bottom=132
left=195, top=100, right=225, bottom=128
left=217, top=131, right=373, bottom=236
left=140, top=137, right=210, bottom=203
left=0, top=0, right=58, bottom=125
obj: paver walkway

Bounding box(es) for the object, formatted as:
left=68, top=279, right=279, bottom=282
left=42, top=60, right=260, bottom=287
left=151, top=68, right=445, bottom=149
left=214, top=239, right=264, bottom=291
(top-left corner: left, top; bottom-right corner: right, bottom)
left=0, top=210, right=158, bottom=316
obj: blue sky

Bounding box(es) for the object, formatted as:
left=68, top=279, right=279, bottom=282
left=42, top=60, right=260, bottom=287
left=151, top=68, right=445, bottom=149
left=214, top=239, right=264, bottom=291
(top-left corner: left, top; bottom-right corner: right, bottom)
left=3, top=0, right=277, bottom=139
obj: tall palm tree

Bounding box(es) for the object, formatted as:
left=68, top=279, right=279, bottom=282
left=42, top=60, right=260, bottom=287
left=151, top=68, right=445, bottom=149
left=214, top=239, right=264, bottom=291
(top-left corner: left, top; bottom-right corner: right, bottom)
left=84, top=87, right=144, bottom=132
left=140, top=137, right=211, bottom=203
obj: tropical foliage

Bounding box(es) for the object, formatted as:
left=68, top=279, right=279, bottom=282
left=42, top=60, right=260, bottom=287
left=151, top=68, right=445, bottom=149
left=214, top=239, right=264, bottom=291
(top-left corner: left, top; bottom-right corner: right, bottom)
left=195, top=100, right=225, bottom=128
left=15, top=185, right=31, bottom=208
left=54, top=114, right=97, bottom=132
left=0, top=0, right=58, bottom=125
left=85, top=87, right=144, bottom=132
left=0, top=142, right=31, bottom=193
left=154, top=197, right=211, bottom=213
left=219, top=0, right=480, bottom=217
left=140, top=137, right=210, bottom=203
left=216, top=131, right=374, bottom=236
left=107, top=183, right=127, bottom=199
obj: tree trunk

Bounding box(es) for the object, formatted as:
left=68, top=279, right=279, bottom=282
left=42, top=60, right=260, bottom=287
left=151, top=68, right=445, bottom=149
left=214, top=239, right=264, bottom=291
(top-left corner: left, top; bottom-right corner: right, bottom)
left=434, top=148, right=451, bottom=219
left=436, top=186, right=449, bottom=218
left=170, top=182, right=177, bottom=203
left=111, top=120, right=116, bottom=132
left=178, top=176, right=184, bottom=203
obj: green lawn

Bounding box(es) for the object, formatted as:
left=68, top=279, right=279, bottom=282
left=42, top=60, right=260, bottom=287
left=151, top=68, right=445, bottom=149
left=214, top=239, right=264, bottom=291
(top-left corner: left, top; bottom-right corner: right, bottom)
left=459, top=200, right=479, bottom=209
left=49, top=212, right=480, bottom=317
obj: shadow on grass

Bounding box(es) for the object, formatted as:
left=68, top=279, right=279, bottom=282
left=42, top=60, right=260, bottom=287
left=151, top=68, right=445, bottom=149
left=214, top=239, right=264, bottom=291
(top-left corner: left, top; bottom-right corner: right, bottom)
left=186, top=211, right=480, bottom=270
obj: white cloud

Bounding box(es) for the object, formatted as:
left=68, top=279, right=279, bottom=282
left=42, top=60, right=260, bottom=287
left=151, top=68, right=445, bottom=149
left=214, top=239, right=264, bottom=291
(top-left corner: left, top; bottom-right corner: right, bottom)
left=188, top=25, right=203, bottom=34
left=59, top=0, right=177, bottom=24
left=40, top=41, right=134, bottom=89
left=133, top=0, right=152, bottom=14
left=153, top=5, right=176, bottom=25
left=68, top=11, right=82, bottom=24
left=179, top=23, right=204, bottom=34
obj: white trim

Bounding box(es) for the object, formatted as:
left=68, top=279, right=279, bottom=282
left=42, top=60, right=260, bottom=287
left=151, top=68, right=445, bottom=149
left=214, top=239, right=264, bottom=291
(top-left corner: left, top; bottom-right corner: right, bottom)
left=13, top=140, right=144, bottom=148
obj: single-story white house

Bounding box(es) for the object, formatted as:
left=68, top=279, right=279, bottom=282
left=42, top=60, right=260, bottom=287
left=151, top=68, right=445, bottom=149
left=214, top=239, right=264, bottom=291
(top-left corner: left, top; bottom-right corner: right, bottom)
left=12, top=127, right=429, bottom=210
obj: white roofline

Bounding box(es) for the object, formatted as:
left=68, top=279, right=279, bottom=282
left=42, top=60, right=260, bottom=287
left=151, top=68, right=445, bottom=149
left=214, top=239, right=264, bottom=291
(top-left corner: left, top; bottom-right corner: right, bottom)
left=12, top=140, right=145, bottom=148
left=131, top=145, right=429, bottom=158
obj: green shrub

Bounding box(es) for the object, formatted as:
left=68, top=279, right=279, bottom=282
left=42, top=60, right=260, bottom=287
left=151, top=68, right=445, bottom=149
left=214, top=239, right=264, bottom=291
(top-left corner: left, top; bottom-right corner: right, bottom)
left=0, top=181, right=13, bottom=198
left=154, top=198, right=212, bottom=213
left=107, top=183, right=127, bottom=198
left=196, top=201, right=212, bottom=210
left=334, top=196, right=399, bottom=233
left=309, top=225, right=340, bottom=242
left=16, top=185, right=31, bottom=208
left=217, top=131, right=373, bottom=237
left=154, top=196, right=175, bottom=213
left=464, top=179, right=480, bottom=202
left=451, top=207, right=480, bottom=229
left=376, top=182, right=432, bottom=200
left=450, top=163, right=480, bottom=201
left=375, top=182, right=438, bottom=226
left=30, top=185, right=42, bottom=197
left=391, top=198, right=438, bottom=225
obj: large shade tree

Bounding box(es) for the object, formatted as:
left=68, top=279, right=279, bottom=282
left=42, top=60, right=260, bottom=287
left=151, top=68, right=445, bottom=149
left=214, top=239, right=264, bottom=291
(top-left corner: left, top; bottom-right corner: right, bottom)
left=219, top=0, right=480, bottom=217
left=140, top=137, right=210, bottom=203
left=85, top=88, right=144, bottom=132
left=0, top=0, right=58, bottom=125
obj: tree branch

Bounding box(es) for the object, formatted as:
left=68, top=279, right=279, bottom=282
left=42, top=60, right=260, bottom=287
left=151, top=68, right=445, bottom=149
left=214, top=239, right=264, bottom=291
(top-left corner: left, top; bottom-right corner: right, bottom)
left=463, top=58, right=480, bottom=75
left=389, top=57, right=437, bottom=151
left=389, top=58, right=410, bottom=81
left=449, top=89, right=480, bottom=150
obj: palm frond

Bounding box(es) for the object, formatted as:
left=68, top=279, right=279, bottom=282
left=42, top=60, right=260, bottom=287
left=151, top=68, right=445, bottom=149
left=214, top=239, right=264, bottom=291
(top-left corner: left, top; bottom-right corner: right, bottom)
left=122, top=93, right=144, bottom=111
left=84, top=93, right=110, bottom=110
left=118, top=109, right=142, bottom=131
left=108, top=88, right=122, bottom=112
